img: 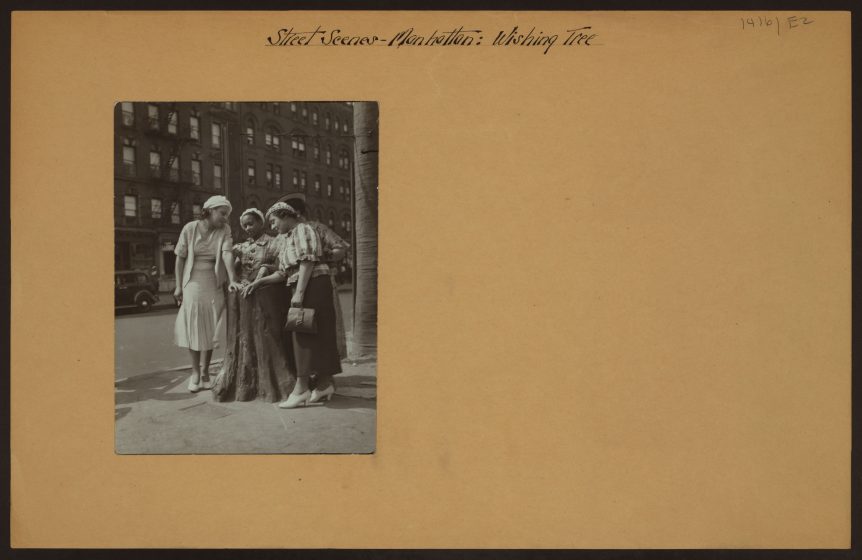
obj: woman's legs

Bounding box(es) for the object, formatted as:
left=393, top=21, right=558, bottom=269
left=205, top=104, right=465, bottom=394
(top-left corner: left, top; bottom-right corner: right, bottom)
left=189, top=349, right=201, bottom=383
left=293, top=375, right=311, bottom=394
left=201, top=349, right=213, bottom=382
left=314, top=373, right=333, bottom=390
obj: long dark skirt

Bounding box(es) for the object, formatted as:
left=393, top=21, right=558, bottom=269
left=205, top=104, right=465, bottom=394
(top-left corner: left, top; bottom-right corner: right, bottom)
left=213, top=284, right=296, bottom=402
left=285, top=274, right=343, bottom=378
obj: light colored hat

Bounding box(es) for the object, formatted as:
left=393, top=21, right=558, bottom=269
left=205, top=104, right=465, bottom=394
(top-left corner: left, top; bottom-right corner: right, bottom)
left=240, top=208, right=265, bottom=223
left=265, top=201, right=298, bottom=219
left=203, top=195, right=232, bottom=214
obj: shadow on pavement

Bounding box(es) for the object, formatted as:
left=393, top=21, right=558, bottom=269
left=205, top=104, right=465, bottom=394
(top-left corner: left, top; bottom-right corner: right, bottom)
left=335, top=374, right=376, bottom=388
left=115, top=370, right=197, bottom=406
left=324, top=395, right=376, bottom=411
left=325, top=374, right=376, bottom=411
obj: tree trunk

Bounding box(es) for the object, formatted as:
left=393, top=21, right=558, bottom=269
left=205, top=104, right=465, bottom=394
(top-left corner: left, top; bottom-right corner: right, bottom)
left=349, top=102, right=378, bottom=359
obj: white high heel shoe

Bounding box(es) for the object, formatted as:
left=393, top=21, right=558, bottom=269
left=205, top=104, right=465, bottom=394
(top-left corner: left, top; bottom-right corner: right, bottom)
left=188, top=375, right=201, bottom=393
left=278, top=390, right=311, bottom=409
left=309, top=384, right=335, bottom=404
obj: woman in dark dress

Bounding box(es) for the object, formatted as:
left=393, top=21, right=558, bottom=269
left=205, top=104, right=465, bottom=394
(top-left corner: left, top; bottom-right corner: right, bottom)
left=242, top=202, right=342, bottom=409
left=278, top=194, right=350, bottom=359
left=212, top=208, right=294, bottom=402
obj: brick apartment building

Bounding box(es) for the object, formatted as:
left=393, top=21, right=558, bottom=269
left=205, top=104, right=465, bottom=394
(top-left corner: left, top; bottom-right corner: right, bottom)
left=114, top=101, right=354, bottom=291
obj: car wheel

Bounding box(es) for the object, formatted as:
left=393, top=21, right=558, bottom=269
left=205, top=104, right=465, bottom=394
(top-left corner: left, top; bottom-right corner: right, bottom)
left=136, top=296, right=153, bottom=312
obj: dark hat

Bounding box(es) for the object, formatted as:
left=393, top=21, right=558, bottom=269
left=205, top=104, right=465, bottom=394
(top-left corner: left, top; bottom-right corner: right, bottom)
left=277, top=192, right=306, bottom=204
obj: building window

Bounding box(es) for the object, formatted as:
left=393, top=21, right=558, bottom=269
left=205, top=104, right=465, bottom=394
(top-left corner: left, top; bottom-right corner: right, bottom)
left=169, top=156, right=179, bottom=182
left=292, top=169, right=299, bottom=187
left=167, top=110, right=178, bottom=135
left=344, top=215, right=352, bottom=232
left=315, top=208, right=324, bottom=222
left=260, top=102, right=268, bottom=111
left=266, top=163, right=273, bottom=187
left=325, top=145, right=332, bottom=165
left=247, top=160, right=256, bottom=185
left=151, top=198, right=162, bottom=220
left=328, top=210, right=336, bottom=228
left=291, top=136, right=306, bottom=157
left=312, top=141, right=320, bottom=161
left=149, top=150, right=161, bottom=176
left=343, top=121, right=349, bottom=133
left=290, top=102, right=297, bottom=114
left=275, top=166, right=282, bottom=189
left=339, top=150, right=350, bottom=170
left=326, top=178, right=333, bottom=198
left=324, top=113, right=330, bottom=129
left=124, top=195, right=137, bottom=217
left=147, top=104, right=159, bottom=130
left=267, top=128, right=281, bottom=151
left=312, top=109, right=318, bottom=126
left=171, top=202, right=181, bottom=224
left=300, top=171, right=307, bottom=189
left=301, top=105, right=308, bottom=119
left=211, top=122, right=221, bottom=148
left=121, top=102, right=134, bottom=126
left=189, top=113, right=200, bottom=140
left=314, top=176, right=321, bottom=194
left=213, top=163, right=223, bottom=189
left=245, top=122, right=255, bottom=145
left=273, top=102, right=280, bottom=114
left=334, top=117, right=340, bottom=132
left=193, top=203, right=202, bottom=218
left=121, top=138, right=136, bottom=176
left=191, top=158, right=201, bottom=186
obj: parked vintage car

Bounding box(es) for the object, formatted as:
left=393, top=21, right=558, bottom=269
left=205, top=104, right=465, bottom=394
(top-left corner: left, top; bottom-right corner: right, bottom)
left=115, top=270, right=160, bottom=312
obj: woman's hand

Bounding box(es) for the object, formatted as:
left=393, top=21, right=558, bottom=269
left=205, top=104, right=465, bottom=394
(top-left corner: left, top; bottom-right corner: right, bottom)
left=173, top=287, right=183, bottom=306
left=228, top=281, right=244, bottom=293
left=241, top=280, right=258, bottom=298
left=290, top=290, right=305, bottom=308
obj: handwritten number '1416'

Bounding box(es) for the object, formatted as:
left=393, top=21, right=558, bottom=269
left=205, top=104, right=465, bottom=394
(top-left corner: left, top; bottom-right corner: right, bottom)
left=740, top=15, right=814, bottom=35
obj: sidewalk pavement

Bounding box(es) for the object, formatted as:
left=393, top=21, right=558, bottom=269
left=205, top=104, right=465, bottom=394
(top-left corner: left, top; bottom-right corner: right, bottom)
left=115, top=358, right=376, bottom=454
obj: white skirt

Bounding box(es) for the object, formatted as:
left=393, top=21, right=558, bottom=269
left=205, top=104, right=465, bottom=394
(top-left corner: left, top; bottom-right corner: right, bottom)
left=174, top=263, right=225, bottom=352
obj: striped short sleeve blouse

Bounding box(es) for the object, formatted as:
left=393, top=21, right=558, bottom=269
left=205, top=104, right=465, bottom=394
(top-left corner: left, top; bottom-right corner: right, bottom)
left=276, top=222, right=330, bottom=285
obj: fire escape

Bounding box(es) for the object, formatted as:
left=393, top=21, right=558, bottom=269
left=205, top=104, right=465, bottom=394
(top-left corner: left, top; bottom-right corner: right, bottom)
left=145, top=104, right=193, bottom=227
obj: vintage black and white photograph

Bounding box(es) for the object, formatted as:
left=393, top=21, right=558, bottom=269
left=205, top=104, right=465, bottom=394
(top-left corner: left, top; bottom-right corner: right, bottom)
left=114, top=101, right=378, bottom=454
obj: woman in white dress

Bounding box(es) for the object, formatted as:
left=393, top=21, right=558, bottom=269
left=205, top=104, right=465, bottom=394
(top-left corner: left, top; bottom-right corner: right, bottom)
left=173, top=195, right=243, bottom=392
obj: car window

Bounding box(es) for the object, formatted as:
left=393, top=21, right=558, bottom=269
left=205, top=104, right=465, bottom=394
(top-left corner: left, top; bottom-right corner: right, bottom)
left=137, top=274, right=149, bottom=285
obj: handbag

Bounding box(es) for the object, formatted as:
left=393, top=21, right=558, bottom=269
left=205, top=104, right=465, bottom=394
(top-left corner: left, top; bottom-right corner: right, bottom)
left=285, top=306, right=317, bottom=334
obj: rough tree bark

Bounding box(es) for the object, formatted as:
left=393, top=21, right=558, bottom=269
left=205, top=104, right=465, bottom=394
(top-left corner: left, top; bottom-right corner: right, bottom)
left=349, top=102, right=378, bottom=360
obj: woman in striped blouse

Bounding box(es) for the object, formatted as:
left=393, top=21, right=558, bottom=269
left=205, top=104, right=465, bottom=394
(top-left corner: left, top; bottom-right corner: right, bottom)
left=242, top=202, right=342, bottom=409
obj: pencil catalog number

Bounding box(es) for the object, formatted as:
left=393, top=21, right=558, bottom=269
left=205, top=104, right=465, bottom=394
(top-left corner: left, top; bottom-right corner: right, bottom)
left=740, top=15, right=814, bottom=36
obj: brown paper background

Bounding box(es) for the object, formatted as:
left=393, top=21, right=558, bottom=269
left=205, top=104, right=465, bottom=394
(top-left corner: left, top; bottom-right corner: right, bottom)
left=10, top=11, right=851, bottom=548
